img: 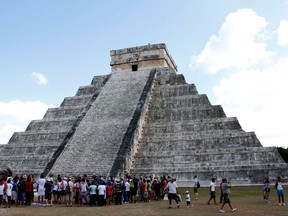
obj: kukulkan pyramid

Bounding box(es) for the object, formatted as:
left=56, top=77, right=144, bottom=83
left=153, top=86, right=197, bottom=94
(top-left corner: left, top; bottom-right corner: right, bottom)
left=1, top=43, right=287, bottom=185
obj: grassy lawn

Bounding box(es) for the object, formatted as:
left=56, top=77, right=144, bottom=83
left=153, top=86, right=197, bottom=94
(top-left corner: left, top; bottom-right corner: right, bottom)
left=0, top=186, right=286, bottom=216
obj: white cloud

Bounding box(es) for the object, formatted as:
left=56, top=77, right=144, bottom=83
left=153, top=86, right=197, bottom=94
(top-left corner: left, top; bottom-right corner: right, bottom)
left=213, top=57, right=288, bottom=147
left=190, top=8, right=288, bottom=147
left=0, top=100, right=54, bottom=144
left=31, top=72, right=48, bottom=85
left=277, top=19, right=288, bottom=46
left=189, top=8, right=275, bottom=74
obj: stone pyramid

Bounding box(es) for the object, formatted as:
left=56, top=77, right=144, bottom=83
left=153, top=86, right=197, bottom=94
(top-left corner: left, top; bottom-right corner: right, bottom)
left=0, top=43, right=287, bottom=185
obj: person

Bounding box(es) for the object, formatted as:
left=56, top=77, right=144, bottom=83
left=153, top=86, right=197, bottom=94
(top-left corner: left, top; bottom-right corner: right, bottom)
left=263, top=177, right=270, bottom=203
left=114, top=179, right=123, bottom=205
left=106, top=182, right=113, bottom=205
left=98, top=183, right=106, bottom=206
left=219, top=178, right=224, bottom=203
left=4, top=178, right=13, bottom=208
left=37, top=174, right=46, bottom=204
left=0, top=178, right=4, bottom=207
left=65, top=177, right=73, bottom=207
left=89, top=181, right=97, bottom=206
left=52, top=179, right=59, bottom=204
left=219, top=179, right=237, bottom=213
left=165, top=177, right=180, bottom=208
left=275, top=176, right=285, bottom=206
left=79, top=178, right=88, bottom=206
left=207, top=178, right=217, bottom=205
left=24, top=175, right=33, bottom=206
left=185, top=190, right=193, bottom=207
left=124, top=179, right=130, bottom=203
left=193, top=175, right=200, bottom=200
left=16, top=176, right=26, bottom=207
left=44, top=177, right=53, bottom=207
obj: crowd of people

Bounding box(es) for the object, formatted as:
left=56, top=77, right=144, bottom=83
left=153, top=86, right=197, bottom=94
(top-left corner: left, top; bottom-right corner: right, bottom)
left=0, top=173, right=169, bottom=208
left=0, top=173, right=286, bottom=213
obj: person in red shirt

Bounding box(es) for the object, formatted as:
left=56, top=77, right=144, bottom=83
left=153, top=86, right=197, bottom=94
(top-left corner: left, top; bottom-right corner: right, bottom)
left=25, top=175, right=33, bottom=206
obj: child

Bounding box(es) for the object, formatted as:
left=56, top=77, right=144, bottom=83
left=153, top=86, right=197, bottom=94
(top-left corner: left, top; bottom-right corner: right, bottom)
left=275, top=176, right=285, bottom=206
left=185, top=191, right=193, bottom=207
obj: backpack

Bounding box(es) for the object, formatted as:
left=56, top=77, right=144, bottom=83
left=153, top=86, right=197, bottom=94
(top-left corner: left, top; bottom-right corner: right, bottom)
left=65, top=182, right=71, bottom=194
left=130, top=180, right=134, bottom=189
left=197, top=181, right=200, bottom=188
left=59, top=181, right=65, bottom=190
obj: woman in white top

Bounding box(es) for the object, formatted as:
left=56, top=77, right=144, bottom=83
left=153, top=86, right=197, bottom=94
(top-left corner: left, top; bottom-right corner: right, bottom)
left=0, top=179, right=4, bottom=207
left=5, top=179, right=13, bottom=208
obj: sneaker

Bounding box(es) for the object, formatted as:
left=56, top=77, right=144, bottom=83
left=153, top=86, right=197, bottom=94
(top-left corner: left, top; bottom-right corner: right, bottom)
left=219, top=209, right=225, bottom=213
left=232, top=208, right=237, bottom=212
left=177, top=204, right=180, bottom=208
left=282, top=203, right=286, bottom=206
left=169, top=206, right=172, bottom=208
left=279, top=203, right=282, bottom=206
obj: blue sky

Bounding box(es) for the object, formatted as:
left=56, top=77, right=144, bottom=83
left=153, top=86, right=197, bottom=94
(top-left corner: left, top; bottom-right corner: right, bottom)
left=1, top=0, right=288, bottom=147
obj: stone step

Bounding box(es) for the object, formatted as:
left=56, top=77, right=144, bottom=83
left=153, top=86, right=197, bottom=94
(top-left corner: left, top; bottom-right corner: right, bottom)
left=8, top=131, right=68, bottom=143
left=60, top=95, right=92, bottom=107
left=137, top=132, right=261, bottom=150
left=148, top=105, right=226, bottom=122
left=26, top=118, right=77, bottom=132
left=154, top=84, right=198, bottom=97
left=150, top=94, right=211, bottom=109
left=43, top=106, right=83, bottom=119
left=156, top=73, right=187, bottom=86
left=132, top=150, right=282, bottom=168
left=142, top=117, right=241, bottom=134
left=0, top=145, right=59, bottom=156
left=75, top=85, right=98, bottom=96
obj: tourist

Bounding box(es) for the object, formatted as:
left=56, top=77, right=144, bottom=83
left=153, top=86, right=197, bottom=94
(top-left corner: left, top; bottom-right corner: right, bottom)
left=114, top=179, right=123, bottom=205
left=0, top=178, right=4, bottom=207
left=219, top=178, right=237, bottom=213
left=44, top=177, right=53, bottom=207
left=153, top=176, right=161, bottom=201
left=147, top=178, right=152, bottom=202
left=98, top=182, right=106, bottom=206
left=65, top=177, right=73, bottom=207
left=24, top=175, right=33, bottom=206
left=207, top=177, right=217, bottom=205
left=193, top=175, right=200, bottom=200
left=79, top=178, right=89, bottom=206
left=165, top=177, right=180, bottom=208
left=219, top=178, right=224, bottom=203
left=185, top=190, right=193, bottom=207
left=16, top=176, right=26, bottom=207
left=275, top=176, right=285, bottom=206
left=124, top=179, right=130, bottom=203
left=263, top=177, right=270, bottom=203
left=130, top=176, right=138, bottom=203
left=106, top=182, right=113, bottom=205
left=160, top=176, right=167, bottom=200
left=11, top=177, right=18, bottom=205
left=88, top=181, right=97, bottom=206
left=52, top=178, right=59, bottom=204
left=37, top=174, right=46, bottom=204
left=73, top=177, right=81, bottom=204
left=4, top=178, right=13, bottom=208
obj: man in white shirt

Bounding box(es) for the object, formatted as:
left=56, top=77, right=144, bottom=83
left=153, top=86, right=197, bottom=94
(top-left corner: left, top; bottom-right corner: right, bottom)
left=207, top=178, right=217, bottom=205
left=98, top=184, right=106, bottom=206
left=165, top=177, right=180, bottom=208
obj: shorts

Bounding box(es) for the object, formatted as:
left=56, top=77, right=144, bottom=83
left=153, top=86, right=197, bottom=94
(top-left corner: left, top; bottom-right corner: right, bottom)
left=264, top=187, right=270, bottom=193
left=17, top=193, right=25, bottom=201
left=223, top=194, right=230, bottom=204
left=45, top=193, right=52, bottom=200
left=186, top=201, right=191, bottom=205
left=12, top=191, right=17, bottom=200
left=277, top=189, right=284, bottom=196
left=194, top=187, right=198, bottom=193
left=210, top=191, right=216, bottom=198
left=38, top=187, right=45, bottom=196
left=168, top=193, right=177, bottom=201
